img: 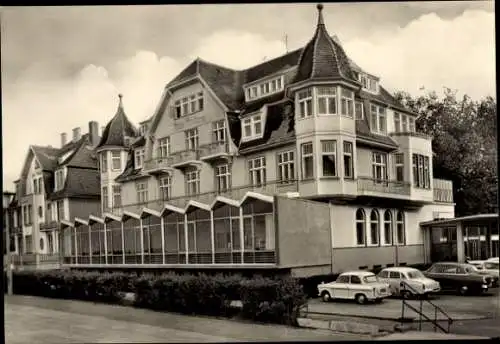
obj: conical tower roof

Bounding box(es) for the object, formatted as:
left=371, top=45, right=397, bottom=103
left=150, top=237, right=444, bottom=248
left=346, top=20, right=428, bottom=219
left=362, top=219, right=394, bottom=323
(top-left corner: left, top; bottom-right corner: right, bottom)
left=293, top=4, right=359, bottom=85
left=96, top=94, right=138, bottom=150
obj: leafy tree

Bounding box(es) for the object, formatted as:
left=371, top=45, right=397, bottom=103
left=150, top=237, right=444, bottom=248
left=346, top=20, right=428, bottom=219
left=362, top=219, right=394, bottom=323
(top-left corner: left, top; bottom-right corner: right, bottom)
left=394, top=88, right=497, bottom=216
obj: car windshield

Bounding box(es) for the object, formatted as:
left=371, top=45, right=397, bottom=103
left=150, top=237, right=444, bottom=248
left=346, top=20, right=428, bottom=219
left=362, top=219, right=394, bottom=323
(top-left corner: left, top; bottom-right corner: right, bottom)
left=407, top=270, right=425, bottom=279
left=363, top=275, right=378, bottom=283
left=485, top=262, right=499, bottom=270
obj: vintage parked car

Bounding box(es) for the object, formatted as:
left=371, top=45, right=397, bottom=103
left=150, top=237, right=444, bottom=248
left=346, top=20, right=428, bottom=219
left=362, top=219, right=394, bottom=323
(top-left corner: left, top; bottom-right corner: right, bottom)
left=467, top=260, right=499, bottom=282
left=423, top=262, right=495, bottom=295
left=377, top=267, right=441, bottom=299
left=317, top=271, right=391, bottom=305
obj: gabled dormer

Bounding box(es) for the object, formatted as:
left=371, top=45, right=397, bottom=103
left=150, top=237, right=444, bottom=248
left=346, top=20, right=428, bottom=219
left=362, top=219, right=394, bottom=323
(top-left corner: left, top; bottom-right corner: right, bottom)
left=54, top=167, right=67, bottom=192
left=240, top=108, right=267, bottom=142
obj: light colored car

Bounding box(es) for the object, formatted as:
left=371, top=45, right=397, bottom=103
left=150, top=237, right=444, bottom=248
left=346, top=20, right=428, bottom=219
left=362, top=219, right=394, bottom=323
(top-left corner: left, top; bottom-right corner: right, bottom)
left=377, top=267, right=441, bottom=299
left=468, top=260, right=499, bottom=279
left=317, top=271, right=391, bottom=305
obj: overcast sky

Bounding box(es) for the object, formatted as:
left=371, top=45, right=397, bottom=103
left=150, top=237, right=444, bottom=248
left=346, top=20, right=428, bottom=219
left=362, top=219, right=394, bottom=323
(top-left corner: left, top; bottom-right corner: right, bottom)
left=1, top=2, right=495, bottom=190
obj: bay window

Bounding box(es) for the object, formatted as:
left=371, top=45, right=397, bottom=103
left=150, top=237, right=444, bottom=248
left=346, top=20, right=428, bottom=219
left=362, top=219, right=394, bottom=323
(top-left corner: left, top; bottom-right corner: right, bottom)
left=394, top=112, right=401, bottom=132
left=321, top=140, right=337, bottom=177
left=112, top=185, right=121, bottom=208
left=340, top=89, right=354, bottom=117
left=100, top=152, right=108, bottom=172
left=395, top=153, right=404, bottom=182
left=343, top=141, right=353, bottom=179
left=301, top=142, right=314, bottom=179
left=111, top=151, right=121, bottom=171
left=372, top=152, right=388, bottom=182
left=412, top=154, right=431, bottom=189
left=277, top=150, right=295, bottom=183
left=317, top=87, right=337, bottom=115
left=297, top=88, right=313, bottom=118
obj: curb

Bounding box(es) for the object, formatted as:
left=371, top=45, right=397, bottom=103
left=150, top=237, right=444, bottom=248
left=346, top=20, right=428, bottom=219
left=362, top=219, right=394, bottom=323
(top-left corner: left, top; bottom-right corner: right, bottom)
left=297, top=317, right=385, bottom=336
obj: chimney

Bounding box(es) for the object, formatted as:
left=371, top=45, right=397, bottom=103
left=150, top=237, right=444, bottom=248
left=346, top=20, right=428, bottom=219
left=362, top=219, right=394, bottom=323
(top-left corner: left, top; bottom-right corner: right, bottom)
left=88, top=121, right=99, bottom=146
left=72, top=127, right=81, bottom=142
left=61, top=133, right=67, bottom=147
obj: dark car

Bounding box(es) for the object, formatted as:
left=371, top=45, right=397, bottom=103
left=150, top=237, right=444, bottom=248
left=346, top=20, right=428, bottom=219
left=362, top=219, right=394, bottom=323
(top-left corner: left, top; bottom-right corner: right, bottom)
left=423, top=262, right=495, bottom=296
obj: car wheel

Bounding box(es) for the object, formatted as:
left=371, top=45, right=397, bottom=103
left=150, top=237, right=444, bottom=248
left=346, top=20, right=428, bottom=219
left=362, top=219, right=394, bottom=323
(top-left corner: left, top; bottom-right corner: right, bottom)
left=355, top=293, right=367, bottom=305
left=401, top=290, right=412, bottom=300
left=321, top=291, right=332, bottom=302
left=457, top=286, right=468, bottom=296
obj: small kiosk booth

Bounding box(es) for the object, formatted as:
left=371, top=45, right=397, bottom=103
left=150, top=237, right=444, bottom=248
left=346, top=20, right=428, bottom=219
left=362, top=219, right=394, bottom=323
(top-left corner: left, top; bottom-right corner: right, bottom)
left=421, top=214, right=499, bottom=263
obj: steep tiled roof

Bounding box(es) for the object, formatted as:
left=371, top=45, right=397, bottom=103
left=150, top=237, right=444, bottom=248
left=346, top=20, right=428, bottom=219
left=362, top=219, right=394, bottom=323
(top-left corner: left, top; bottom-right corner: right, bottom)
left=31, top=146, right=60, bottom=171
left=49, top=167, right=100, bottom=200
left=131, top=136, right=146, bottom=148
left=96, top=94, right=138, bottom=150
left=115, top=150, right=149, bottom=183
left=241, top=92, right=285, bottom=116
left=293, top=4, right=359, bottom=85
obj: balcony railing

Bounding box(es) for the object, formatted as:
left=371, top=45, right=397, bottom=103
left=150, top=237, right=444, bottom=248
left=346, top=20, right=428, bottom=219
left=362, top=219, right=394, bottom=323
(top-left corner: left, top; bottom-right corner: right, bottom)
left=389, top=131, right=433, bottom=140
left=120, top=179, right=300, bottom=212
left=357, top=177, right=411, bottom=196
left=5, top=253, right=61, bottom=268
left=433, top=178, right=454, bottom=203
left=40, top=221, right=59, bottom=231
left=170, top=149, right=200, bottom=167
left=144, top=156, right=174, bottom=172
left=199, top=142, right=229, bottom=161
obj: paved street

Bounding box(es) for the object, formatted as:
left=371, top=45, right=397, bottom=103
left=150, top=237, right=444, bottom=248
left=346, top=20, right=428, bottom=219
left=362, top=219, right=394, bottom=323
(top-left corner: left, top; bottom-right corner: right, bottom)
left=308, top=288, right=500, bottom=320
left=306, top=288, right=500, bottom=338
left=5, top=295, right=369, bottom=343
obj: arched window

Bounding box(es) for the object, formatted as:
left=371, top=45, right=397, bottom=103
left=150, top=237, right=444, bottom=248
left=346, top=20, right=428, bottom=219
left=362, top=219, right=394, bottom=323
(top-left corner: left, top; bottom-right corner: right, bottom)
left=384, top=210, right=393, bottom=245
left=370, top=209, right=379, bottom=245
left=355, top=209, right=366, bottom=246
left=396, top=211, right=405, bottom=245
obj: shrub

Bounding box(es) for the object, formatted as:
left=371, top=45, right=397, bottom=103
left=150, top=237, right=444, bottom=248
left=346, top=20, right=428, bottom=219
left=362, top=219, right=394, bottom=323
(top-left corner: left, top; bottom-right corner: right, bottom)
left=9, top=269, right=306, bottom=326
left=239, top=276, right=307, bottom=325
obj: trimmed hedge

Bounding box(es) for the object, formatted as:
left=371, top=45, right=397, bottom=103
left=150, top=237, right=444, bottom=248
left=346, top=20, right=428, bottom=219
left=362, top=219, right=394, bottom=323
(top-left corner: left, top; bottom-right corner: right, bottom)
left=7, top=270, right=307, bottom=326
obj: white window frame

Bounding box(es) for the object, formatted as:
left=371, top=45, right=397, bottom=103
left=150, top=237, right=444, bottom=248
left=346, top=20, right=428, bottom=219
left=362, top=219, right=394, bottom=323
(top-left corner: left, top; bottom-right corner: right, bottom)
left=134, top=149, right=145, bottom=169
left=102, top=186, right=109, bottom=211
left=370, top=104, right=387, bottom=135
left=340, top=88, right=354, bottom=117
left=395, top=153, right=405, bottom=182
left=185, top=128, right=199, bottom=150
left=383, top=210, right=393, bottom=245
left=301, top=142, right=314, bottom=180
left=343, top=141, right=354, bottom=179
left=372, top=152, right=388, bottom=182
left=244, top=75, right=284, bottom=101
left=394, top=112, right=401, bottom=133
left=396, top=211, right=405, bottom=245
left=158, top=137, right=170, bottom=158
left=297, top=88, right=313, bottom=119
left=173, top=92, right=204, bottom=118
left=111, top=151, right=121, bottom=171
left=409, top=117, right=416, bottom=132
left=241, top=114, right=263, bottom=141
left=355, top=101, right=364, bottom=120
left=185, top=169, right=200, bottom=196
left=248, top=157, right=266, bottom=187
left=112, top=185, right=121, bottom=208
left=136, top=181, right=148, bottom=203
left=316, top=86, right=337, bottom=115
left=402, top=114, right=408, bottom=132
left=277, top=150, right=295, bottom=183
left=159, top=175, right=172, bottom=200
left=321, top=140, right=337, bottom=177
left=212, top=120, right=226, bottom=143
left=54, top=169, right=65, bottom=191
left=355, top=208, right=366, bottom=246
left=215, top=164, right=231, bottom=193
left=101, top=152, right=108, bottom=172
left=370, top=209, right=380, bottom=246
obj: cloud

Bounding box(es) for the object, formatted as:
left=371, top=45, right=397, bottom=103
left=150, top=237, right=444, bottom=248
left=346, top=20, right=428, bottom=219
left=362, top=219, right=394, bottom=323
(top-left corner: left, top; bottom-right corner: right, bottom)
left=1, top=9, right=495, bottom=189
left=343, top=9, right=495, bottom=99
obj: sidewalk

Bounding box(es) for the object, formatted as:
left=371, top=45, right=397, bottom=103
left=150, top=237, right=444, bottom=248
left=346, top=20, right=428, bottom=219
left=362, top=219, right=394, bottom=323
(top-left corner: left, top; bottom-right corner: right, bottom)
left=378, top=331, right=490, bottom=340
left=5, top=295, right=368, bottom=343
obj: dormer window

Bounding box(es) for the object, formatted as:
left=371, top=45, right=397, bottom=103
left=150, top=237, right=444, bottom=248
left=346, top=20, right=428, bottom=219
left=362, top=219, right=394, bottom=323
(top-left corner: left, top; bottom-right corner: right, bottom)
left=134, top=148, right=145, bottom=169
left=173, top=92, right=204, bottom=119
left=54, top=169, right=65, bottom=191
left=370, top=104, right=387, bottom=135
left=245, top=75, right=284, bottom=102
left=241, top=113, right=263, bottom=141
left=358, top=73, right=378, bottom=93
